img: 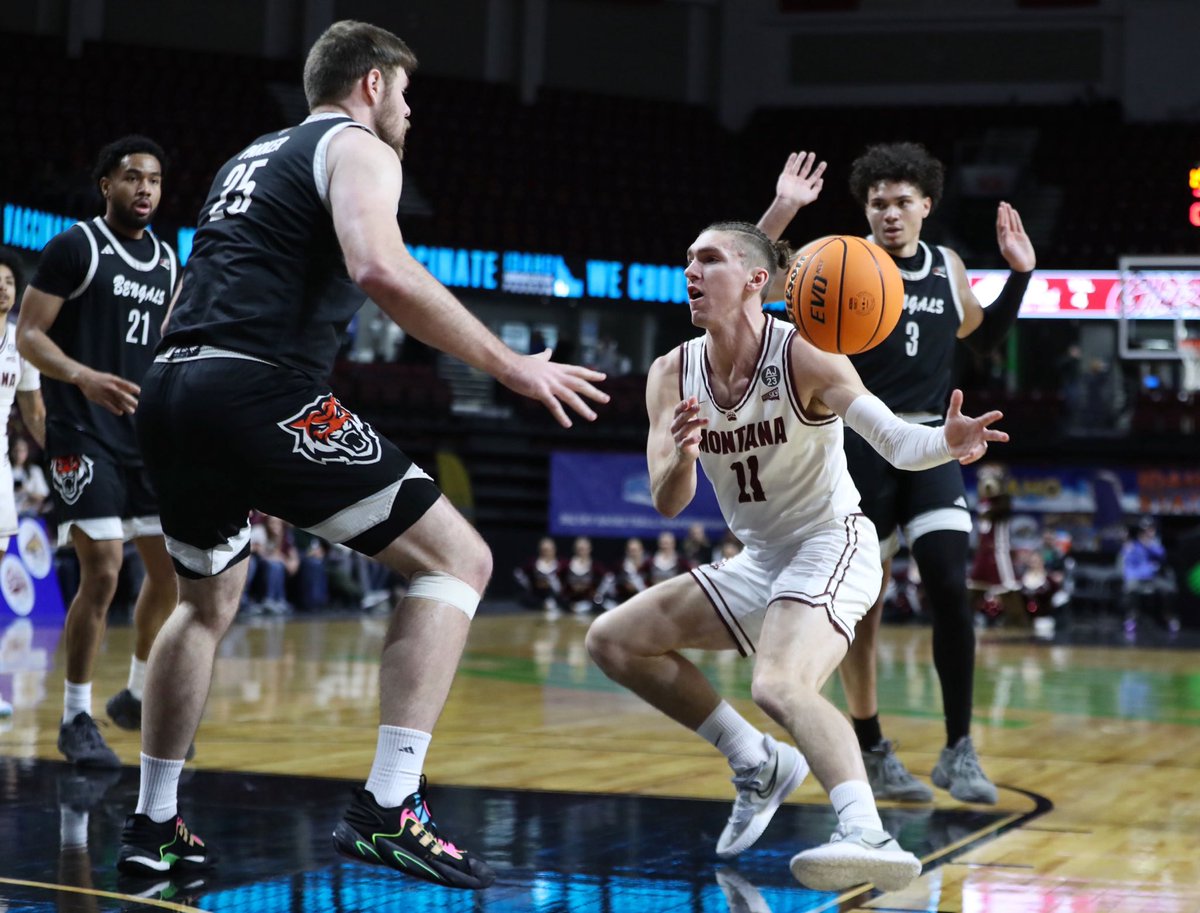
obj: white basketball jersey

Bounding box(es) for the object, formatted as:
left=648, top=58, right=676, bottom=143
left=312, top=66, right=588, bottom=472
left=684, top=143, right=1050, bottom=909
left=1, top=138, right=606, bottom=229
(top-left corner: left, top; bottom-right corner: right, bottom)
left=679, top=316, right=861, bottom=551
left=0, top=320, right=41, bottom=536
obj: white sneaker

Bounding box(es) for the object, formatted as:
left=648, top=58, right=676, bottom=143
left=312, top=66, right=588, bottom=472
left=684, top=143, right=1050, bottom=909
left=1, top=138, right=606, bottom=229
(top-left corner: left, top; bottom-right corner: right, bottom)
left=790, top=824, right=921, bottom=892
left=716, top=734, right=808, bottom=857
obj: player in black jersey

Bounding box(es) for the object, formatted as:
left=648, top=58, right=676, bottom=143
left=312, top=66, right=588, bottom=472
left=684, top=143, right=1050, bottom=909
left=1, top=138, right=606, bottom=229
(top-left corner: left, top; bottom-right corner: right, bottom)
left=17, top=136, right=181, bottom=770
left=757, top=145, right=1035, bottom=805
left=113, top=21, right=607, bottom=890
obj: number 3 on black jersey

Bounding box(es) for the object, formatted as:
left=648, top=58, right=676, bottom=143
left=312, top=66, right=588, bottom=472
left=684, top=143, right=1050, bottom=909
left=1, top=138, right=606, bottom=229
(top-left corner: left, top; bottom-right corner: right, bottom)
left=905, top=320, right=919, bottom=357
left=209, top=159, right=268, bottom=221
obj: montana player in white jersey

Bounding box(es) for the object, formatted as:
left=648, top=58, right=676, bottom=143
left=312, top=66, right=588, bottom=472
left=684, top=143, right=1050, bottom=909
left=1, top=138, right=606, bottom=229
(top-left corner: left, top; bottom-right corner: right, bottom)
left=586, top=221, right=1006, bottom=893
left=0, top=249, right=45, bottom=719
left=759, top=146, right=1035, bottom=806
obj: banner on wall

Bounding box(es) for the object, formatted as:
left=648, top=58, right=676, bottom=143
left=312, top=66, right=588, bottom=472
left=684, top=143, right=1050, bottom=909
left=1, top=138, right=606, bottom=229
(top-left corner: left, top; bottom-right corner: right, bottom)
left=0, top=517, right=66, bottom=713
left=961, top=464, right=1141, bottom=516
left=550, top=452, right=727, bottom=538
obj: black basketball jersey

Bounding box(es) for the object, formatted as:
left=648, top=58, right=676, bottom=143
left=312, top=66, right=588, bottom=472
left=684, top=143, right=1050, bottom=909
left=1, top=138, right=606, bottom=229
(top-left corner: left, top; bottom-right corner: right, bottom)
left=164, top=113, right=374, bottom=377
left=849, top=240, right=966, bottom=416
left=31, top=217, right=177, bottom=463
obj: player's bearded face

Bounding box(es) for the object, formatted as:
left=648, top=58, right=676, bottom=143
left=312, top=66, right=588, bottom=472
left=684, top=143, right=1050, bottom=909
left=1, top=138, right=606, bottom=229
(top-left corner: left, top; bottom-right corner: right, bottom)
left=104, top=153, right=162, bottom=232
left=376, top=70, right=411, bottom=159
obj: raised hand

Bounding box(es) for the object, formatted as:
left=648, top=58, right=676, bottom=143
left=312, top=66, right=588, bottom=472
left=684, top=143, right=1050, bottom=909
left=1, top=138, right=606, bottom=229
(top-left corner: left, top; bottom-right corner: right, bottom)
left=502, top=349, right=609, bottom=428
left=774, top=151, right=827, bottom=211
left=996, top=201, right=1036, bottom=272
left=670, top=396, right=708, bottom=460
left=942, top=388, right=1008, bottom=465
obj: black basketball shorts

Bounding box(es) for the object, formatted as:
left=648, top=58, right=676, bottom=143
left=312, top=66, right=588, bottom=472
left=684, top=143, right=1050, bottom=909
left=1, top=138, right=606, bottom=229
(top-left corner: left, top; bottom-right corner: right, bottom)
left=48, top=451, right=160, bottom=547
left=843, top=422, right=971, bottom=557
left=137, top=349, right=440, bottom=578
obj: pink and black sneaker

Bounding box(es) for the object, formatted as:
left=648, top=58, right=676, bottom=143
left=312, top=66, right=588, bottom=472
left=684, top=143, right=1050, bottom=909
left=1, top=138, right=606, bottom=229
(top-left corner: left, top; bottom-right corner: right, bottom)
left=332, top=777, right=495, bottom=890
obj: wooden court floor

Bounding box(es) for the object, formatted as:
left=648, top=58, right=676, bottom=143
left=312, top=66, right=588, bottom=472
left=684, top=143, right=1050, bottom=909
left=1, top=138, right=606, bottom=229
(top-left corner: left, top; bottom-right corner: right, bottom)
left=1, top=609, right=1199, bottom=912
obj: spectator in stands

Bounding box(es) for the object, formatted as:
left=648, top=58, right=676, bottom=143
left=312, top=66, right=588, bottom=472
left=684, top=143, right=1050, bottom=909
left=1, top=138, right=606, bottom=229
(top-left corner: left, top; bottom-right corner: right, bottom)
left=323, top=543, right=365, bottom=608
left=592, top=336, right=627, bottom=377
left=715, top=529, right=743, bottom=563
left=1118, top=517, right=1179, bottom=634
left=514, top=536, right=564, bottom=616
left=1080, top=358, right=1120, bottom=431
left=649, top=530, right=688, bottom=585
left=248, top=515, right=300, bottom=615
left=11, top=437, right=49, bottom=517
left=679, top=522, right=711, bottom=568
left=1019, top=549, right=1061, bottom=638
left=1056, top=344, right=1085, bottom=423
left=607, top=537, right=650, bottom=605
left=562, top=535, right=604, bottom=615
left=292, top=529, right=331, bottom=612
left=348, top=299, right=405, bottom=363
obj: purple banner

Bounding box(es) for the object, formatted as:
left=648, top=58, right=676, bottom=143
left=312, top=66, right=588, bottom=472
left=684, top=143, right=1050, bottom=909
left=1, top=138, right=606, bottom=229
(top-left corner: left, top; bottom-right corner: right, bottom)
left=550, top=452, right=727, bottom=538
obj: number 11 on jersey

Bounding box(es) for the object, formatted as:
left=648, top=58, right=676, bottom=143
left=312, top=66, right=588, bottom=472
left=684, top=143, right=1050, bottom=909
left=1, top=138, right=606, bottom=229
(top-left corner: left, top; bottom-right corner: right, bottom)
left=731, top=455, right=766, bottom=503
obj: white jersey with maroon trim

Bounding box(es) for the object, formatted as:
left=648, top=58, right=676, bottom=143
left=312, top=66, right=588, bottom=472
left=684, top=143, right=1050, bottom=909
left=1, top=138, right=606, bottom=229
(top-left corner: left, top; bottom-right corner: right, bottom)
left=678, top=316, right=862, bottom=552
left=0, top=321, right=41, bottom=536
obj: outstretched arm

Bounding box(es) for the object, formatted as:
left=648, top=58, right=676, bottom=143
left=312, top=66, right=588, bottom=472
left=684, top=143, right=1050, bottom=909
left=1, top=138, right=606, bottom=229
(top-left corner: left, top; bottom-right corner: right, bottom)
left=645, top=351, right=702, bottom=517
left=795, top=336, right=1008, bottom=468
left=327, top=129, right=608, bottom=428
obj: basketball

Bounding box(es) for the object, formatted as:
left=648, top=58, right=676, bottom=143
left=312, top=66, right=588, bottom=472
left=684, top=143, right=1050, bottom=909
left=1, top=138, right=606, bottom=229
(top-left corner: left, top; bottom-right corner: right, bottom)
left=784, top=235, right=905, bottom=355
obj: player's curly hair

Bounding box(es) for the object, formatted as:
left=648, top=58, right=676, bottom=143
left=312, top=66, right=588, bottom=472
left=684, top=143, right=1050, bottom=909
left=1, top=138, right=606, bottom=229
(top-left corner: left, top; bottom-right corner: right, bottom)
left=704, top=221, right=793, bottom=301
left=92, top=135, right=166, bottom=186
left=848, top=142, right=944, bottom=209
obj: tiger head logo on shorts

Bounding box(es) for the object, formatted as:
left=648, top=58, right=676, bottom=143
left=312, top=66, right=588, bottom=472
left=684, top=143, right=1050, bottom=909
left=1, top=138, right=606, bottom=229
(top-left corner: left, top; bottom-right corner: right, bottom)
left=50, top=455, right=95, bottom=505
left=278, top=393, right=382, bottom=465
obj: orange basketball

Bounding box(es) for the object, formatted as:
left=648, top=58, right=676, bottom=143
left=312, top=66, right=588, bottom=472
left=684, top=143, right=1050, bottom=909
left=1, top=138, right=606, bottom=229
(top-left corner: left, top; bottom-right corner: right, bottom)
left=784, top=235, right=904, bottom=355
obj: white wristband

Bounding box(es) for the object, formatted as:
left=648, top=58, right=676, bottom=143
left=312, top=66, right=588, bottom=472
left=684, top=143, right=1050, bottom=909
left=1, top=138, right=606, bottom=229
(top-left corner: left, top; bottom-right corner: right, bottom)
left=844, top=394, right=952, bottom=471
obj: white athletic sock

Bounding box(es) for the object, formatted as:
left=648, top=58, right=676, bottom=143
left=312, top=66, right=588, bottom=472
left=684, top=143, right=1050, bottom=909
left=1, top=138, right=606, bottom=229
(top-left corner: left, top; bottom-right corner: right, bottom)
left=136, top=753, right=185, bottom=823
left=365, top=726, right=431, bottom=808
left=63, top=681, right=92, bottom=725
left=696, top=701, right=771, bottom=772
left=127, top=656, right=147, bottom=701
left=830, top=780, right=883, bottom=831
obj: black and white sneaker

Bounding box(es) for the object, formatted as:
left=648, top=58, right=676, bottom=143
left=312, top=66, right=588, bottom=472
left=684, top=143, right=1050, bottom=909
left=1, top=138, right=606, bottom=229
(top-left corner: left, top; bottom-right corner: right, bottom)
left=333, top=779, right=495, bottom=889
left=117, top=814, right=217, bottom=877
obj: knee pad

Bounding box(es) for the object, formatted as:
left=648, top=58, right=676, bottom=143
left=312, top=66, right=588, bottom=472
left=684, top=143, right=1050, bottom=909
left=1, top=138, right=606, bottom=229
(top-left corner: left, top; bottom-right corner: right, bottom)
left=407, top=571, right=481, bottom=619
